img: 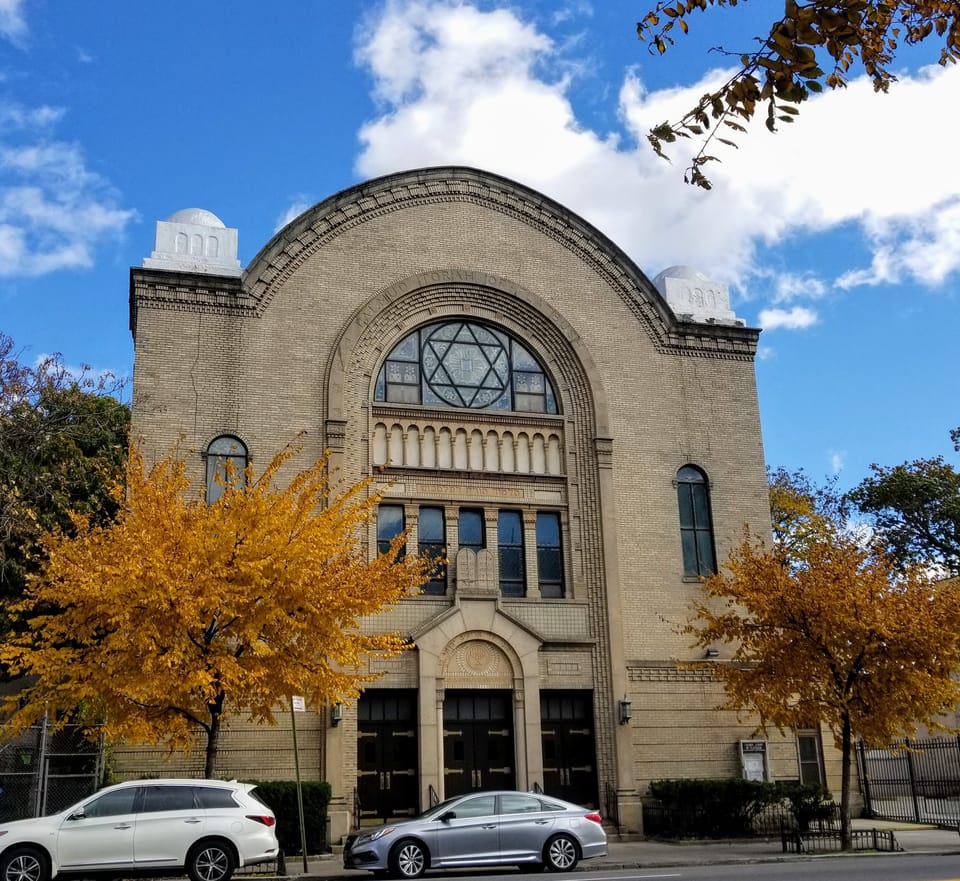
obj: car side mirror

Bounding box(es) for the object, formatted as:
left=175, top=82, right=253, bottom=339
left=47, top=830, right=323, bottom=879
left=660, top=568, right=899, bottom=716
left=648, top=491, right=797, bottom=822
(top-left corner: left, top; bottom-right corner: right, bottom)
left=438, top=811, right=456, bottom=822
left=67, top=809, right=86, bottom=821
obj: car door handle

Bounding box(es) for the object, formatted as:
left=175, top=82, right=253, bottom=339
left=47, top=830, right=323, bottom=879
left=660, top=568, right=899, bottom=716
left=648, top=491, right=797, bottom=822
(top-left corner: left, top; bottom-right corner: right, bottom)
left=534, top=820, right=549, bottom=825
left=184, top=818, right=202, bottom=824
left=481, top=824, right=496, bottom=830
left=113, top=824, right=133, bottom=830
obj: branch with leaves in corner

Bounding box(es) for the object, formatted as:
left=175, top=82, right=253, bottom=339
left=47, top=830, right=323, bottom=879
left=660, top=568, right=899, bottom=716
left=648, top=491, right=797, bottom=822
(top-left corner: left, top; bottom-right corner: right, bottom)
left=638, top=1, right=960, bottom=188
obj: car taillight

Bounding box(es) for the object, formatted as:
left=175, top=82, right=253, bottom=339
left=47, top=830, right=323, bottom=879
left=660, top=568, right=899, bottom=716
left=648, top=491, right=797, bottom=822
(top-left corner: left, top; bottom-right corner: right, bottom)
left=247, top=815, right=276, bottom=827
left=584, top=812, right=603, bottom=824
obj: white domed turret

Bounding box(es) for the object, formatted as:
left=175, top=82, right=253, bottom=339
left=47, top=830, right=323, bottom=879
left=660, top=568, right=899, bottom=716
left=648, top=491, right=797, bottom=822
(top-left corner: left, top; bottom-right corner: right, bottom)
left=143, top=207, right=241, bottom=276
left=653, top=265, right=743, bottom=326
left=165, top=208, right=227, bottom=228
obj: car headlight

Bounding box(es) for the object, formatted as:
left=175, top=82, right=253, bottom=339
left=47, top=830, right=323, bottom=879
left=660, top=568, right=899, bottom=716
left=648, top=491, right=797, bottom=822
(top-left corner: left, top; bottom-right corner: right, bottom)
left=360, top=827, right=395, bottom=844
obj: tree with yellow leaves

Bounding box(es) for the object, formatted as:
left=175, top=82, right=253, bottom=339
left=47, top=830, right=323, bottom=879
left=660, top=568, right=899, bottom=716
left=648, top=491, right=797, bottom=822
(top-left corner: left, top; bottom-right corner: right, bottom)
left=687, top=470, right=960, bottom=849
left=0, top=444, right=430, bottom=778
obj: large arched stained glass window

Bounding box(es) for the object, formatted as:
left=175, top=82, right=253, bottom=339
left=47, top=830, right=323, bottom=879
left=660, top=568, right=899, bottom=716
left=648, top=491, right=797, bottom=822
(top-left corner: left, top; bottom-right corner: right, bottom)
left=374, top=320, right=558, bottom=414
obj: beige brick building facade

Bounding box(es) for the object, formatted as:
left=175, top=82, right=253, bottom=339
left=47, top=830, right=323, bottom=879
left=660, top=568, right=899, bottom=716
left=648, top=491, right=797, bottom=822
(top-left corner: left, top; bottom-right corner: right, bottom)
left=127, top=167, right=836, bottom=840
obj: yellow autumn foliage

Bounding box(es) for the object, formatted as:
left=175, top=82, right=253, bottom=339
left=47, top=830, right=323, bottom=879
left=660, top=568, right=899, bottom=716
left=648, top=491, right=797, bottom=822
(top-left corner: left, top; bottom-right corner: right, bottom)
left=0, top=444, right=429, bottom=775
left=691, top=535, right=960, bottom=747
left=686, top=469, right=960, bottom=847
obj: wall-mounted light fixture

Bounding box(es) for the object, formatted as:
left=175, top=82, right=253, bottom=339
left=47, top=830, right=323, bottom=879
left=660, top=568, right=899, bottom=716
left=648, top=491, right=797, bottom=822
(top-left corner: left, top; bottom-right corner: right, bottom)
left=705, top=648, right=720, bottom=659
left=617, top=697, right=632, bottom=725
left=331, top=701, right=343, bottom=727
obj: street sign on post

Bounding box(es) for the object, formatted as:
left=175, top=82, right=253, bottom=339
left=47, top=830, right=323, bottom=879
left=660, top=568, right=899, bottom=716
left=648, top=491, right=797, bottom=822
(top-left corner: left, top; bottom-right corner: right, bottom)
left=290, top=696, right=309, bottom=872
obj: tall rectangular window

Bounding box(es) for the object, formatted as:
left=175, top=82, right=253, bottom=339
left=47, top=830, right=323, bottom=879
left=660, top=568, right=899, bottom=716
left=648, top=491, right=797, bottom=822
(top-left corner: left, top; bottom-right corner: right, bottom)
left=498, top=510, right=525, bottom=597
left=677, top=465, right=716, bottom=576
left=458, top=508, right=485, bottom=552
left=536, top=511, right=564, bottom=598
left=797, top=732, right=824, bottom=786
left=377, top=504, right=405, bottom=559
left=419, top=506, right=446, bottom=595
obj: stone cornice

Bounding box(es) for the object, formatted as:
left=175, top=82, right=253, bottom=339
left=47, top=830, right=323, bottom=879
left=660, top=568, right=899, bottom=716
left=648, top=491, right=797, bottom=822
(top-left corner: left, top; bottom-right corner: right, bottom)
left=129, top=267, right=254, bottom=335
left=244, top=167, right=759, bottom=359
left=131, top=167, right=761, bottom=359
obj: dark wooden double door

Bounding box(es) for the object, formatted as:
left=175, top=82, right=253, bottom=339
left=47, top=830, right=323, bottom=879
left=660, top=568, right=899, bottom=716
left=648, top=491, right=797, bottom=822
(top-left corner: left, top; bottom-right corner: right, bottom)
left=443, top=690, right=516, bottom=797
left=357, top=688, right=598, bottom=824
left=357, top=691, right=419, bottom=826
left=540, top=691, right=598, bottom=809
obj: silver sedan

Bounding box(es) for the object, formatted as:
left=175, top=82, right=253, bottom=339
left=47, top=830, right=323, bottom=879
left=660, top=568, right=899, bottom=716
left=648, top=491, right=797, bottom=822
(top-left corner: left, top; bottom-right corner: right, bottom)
left=343, top=790, right=608, bottom=878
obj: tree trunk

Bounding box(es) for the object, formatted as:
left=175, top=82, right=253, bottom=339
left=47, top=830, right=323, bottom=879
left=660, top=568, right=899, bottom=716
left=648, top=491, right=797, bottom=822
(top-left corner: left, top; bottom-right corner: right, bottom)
left=839, top=711, right=852, bottom=851
left=204, top=691, right=226, bottom=779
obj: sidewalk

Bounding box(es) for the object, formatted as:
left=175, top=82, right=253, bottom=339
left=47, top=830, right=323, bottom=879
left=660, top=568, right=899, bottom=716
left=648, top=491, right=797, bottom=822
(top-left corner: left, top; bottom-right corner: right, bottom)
left=291, top=820, right=960, bottom=878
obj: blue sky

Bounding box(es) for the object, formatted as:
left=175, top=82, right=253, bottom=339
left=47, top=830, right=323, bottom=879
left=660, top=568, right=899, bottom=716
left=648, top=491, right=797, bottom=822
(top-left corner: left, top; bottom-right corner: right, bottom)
left=2, top=0, right=957, bottom=491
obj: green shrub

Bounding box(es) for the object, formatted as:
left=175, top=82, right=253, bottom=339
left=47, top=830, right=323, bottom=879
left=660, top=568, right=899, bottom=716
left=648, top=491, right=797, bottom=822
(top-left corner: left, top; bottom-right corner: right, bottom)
left=647, top=778, right=835, bottom=838
left=772, top=780, right=834, bottom=830
left=251, top=780, right=332, bottom=855
left=649, top=778, right=774, bottom=837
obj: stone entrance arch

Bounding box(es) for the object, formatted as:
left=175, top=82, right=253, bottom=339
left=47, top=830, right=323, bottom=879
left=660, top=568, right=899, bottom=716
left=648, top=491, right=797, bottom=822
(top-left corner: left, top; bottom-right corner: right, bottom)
left=414, top=604, right=543, bottom=803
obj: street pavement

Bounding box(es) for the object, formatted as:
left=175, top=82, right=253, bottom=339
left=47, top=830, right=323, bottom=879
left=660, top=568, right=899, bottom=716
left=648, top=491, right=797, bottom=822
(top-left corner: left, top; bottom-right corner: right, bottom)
left=289, top=819, right=960, bottom=878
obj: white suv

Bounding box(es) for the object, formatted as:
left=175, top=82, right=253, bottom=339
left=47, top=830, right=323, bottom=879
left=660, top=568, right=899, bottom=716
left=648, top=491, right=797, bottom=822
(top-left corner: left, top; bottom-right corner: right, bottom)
left=0, top=779, right=278, bottom=881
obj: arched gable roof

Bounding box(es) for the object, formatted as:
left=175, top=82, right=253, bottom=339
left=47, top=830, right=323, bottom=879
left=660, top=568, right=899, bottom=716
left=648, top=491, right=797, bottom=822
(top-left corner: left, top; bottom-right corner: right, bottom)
left=244, top=166, right=758, bottom=358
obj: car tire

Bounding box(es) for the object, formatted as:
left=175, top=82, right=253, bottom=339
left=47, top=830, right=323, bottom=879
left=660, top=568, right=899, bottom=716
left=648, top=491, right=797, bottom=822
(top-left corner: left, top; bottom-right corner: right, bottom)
left=186, top=840, right=235, bottom=881
left=388, top=839, right=428, bottom=879
left=1, top=847, right=50, bottom=881
left=544, top=834, right=579, bottom=872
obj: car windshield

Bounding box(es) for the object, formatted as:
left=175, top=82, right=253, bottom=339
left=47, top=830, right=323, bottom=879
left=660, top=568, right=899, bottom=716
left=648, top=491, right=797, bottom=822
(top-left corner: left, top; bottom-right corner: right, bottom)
left=412, top=797, right=464, bottom=820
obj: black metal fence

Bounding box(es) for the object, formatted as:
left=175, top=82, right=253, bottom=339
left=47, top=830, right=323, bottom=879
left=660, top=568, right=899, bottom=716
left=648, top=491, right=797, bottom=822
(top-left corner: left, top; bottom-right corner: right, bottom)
left=604, top=782, right=621, bottom=836
left=858, top=737, right=960, bottom=827
left=781, top=827, right=901, bottom=854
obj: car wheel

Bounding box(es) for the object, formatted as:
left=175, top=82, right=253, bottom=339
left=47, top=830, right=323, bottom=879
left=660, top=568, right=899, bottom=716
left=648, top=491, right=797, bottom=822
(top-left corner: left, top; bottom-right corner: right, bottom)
left=186, top=840, right=235, bottom=881
left=544, top=834, right=579, bottom=872
left=1, top=847, right=49, bottom=881
left=388, top=839, right=428, bottom=879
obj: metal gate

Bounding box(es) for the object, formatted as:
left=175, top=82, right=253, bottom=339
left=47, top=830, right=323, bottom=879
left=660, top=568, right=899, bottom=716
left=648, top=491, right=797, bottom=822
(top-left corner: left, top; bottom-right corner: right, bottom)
left=0, top=719, right=103, bottom=819
left=858, top=737, right=960, bottom=827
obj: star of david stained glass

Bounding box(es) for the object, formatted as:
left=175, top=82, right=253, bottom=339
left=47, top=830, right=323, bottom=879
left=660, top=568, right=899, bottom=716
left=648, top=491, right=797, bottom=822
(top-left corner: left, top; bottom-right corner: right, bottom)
left=375, top=321, right=558, bottom=414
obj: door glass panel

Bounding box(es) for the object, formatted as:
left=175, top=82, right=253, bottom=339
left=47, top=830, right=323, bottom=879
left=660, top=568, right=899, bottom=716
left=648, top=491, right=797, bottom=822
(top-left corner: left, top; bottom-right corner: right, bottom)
left=500, top=794, right=542, bottom=815
left=454, top=795, right=497, bottom=818
left=83, top=789, right=138, bottom=817
left=141, top=786, right=197, bottom=812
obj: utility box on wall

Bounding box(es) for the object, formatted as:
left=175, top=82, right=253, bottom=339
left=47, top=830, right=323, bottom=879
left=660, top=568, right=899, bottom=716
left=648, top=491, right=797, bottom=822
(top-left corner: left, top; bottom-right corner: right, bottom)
left=739, top=740, right=768, bottom=782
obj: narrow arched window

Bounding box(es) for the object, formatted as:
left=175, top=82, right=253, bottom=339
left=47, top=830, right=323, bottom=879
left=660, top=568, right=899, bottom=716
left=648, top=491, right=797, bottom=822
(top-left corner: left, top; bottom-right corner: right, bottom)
left=205, top=435, right=247, bottom=503
left=677, top=465, right=716, bottom=576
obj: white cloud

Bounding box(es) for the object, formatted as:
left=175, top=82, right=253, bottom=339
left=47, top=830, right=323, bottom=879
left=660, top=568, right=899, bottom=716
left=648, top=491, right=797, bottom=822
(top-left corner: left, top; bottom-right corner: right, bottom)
left=0, top=0, right=26, bottom=44
left=0, top=107, right=136, bottom=277
left=835, top=196, right=960, bottom=288
left=353, top=1, right=960, bottom=312
left=770, top=272, right=828, bottom=304
left=0, top=103, right=65, bottom=130
left=829, top=450, right=846, bottom=475
left=275, top=199, right=314, bottom=233
left=758, top=307, right=818, bottom=330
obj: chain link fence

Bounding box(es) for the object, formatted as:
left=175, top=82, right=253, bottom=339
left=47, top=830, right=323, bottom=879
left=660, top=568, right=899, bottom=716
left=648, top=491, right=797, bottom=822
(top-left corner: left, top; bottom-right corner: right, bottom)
left=0, top=719, right=102, bottom=819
